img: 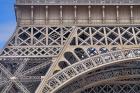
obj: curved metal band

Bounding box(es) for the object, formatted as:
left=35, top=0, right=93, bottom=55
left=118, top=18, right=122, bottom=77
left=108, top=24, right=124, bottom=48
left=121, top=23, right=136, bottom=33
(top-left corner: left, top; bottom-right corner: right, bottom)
left=43, top=48, right=140, bottom=93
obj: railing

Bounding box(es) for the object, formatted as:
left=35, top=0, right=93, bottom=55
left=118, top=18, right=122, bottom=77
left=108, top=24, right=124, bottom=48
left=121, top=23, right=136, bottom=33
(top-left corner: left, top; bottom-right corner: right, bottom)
left=43, top=48, right=140, bottom=93
left=16, top=0, right=140, bottom=5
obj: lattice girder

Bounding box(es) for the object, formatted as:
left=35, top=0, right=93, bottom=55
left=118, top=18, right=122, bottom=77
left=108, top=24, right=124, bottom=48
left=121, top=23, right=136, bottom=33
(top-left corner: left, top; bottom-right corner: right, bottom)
left=35, top=25, right=140, bottom=93
left=0, top=26, right=73, bottom=57
left=49, top=60, right=140, bottom=93
left=0, top=25, right=140, bottom=92
left=40, top=48, right=140, bottom=93
left=80, top=82, right=140, bottom=93
left=1, top=26, right=140, bottom=57
left=2, top=1, right=140, bottom=93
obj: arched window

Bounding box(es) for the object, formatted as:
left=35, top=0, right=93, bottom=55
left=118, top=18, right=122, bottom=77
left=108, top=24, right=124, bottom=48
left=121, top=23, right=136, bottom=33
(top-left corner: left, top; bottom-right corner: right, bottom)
left=99, top=47, right=109, bottom=54
left=64, top=52, right=78, bottom=64
left=58, top=61, right=69, bottom=69
left=74, top=48, right=88, bottom=60
left=87, top=48, right=98, bottom=56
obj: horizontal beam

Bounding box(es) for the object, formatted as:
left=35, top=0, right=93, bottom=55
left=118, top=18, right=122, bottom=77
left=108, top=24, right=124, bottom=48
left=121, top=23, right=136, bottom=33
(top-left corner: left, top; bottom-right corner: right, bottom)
left=16, top=0, right=140, bottom=5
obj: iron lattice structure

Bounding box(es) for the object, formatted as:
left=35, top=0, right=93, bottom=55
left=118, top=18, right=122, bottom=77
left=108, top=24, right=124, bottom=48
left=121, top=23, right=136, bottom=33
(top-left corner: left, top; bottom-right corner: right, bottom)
left=0, top=0, right=140, bottom=93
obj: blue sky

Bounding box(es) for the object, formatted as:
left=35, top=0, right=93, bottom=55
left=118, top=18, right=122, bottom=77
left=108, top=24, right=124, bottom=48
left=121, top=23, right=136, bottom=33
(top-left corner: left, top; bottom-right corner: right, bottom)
left=0, top=0, right=16, bottom=49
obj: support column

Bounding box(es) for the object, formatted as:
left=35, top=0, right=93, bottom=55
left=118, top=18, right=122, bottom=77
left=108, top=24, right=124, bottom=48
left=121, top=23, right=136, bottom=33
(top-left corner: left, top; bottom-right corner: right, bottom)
left=45, top=6, right=48, bottom=24
left=88, top=5, right=91, bottom=24
left=60, top=6, right=63, bottom=24
left=118, top=27, right=123, bottom=46
left=132, top=27, right=138, bottom=45
left=130, top=6, right=134, bottom=24
left=102, top=6, right=105, bottom=24
left=74, top=6, right=77, bottom=24
left=31, top=6, right=34, bottom=24
left=103, top=27, right=108, bottom=45
left=31, top=27, right=33, bottom=45
left=116, top=6, right=119, bottom=24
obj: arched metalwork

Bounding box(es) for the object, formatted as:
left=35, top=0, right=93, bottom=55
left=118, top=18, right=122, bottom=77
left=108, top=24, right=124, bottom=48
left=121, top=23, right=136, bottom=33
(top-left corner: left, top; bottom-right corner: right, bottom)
left=64, top=52, right=78, bottom=64
left=58, top=61, right=69, bottom=69
left=87, top=48, right=98, bottom=56
left=2, top=1, right=140, bottom=93
left=74, top=48, right=88, bottom=60
left=51, top=61, right=140, bottom=93
left=43, top=48, right=140, bottom=93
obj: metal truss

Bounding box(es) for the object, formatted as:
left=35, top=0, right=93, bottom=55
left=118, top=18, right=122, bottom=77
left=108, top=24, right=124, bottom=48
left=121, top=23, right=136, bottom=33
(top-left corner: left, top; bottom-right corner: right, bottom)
left=2, top=1, right=140, bottom=93
left=36, top=26, right=140, bottom=93
left=0, top=26, right=73, bottom=57
left=74, top=26, right=140, bottom=46
left=52, top=61, right=140, bottom=93
left=41, top=48, right=140, bottom=93
left=1, top=26, right=140, bottom=57
left=0, top=25, right=140, bottom=93
left=0, top=57, right=51, bottom=93
left=80, top=82, right=140, bottom=93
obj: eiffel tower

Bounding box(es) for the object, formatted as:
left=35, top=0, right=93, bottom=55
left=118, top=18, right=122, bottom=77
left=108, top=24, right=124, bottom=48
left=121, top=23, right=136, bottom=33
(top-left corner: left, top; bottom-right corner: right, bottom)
left=0, top=0, right=140, bottom=93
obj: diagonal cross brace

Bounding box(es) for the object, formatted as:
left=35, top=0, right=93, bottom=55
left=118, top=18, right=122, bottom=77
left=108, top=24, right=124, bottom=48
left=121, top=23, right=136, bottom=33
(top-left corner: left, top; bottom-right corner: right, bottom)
left=0, top=63, right=30, bottom=93
left=21, top=61, right=51, bottom=76
left=35, top=26, right=78, bottom=93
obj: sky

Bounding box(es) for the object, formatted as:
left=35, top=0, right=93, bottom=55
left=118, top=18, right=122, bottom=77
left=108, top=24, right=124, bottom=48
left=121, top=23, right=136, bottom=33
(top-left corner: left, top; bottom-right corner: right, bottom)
left=0, top=0, right=16, bottom=50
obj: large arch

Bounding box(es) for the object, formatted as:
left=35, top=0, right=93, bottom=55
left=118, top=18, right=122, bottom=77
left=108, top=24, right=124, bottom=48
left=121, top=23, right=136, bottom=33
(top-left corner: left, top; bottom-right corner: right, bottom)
left=56, top=67, right=140, bottom=93
left=43, top=48, right=140, bottom=93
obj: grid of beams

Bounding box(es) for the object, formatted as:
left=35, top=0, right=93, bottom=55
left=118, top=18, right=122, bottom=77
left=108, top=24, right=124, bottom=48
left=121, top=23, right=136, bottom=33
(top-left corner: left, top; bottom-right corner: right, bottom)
left=0, top=57, right=51, bottom=93
left=42, top=48, right=140, bottom=93
left=51, top=61, right=140, bottom=93
left=1, top=0, right=140, bottom=93
left=80, top=83, right=140, bottom=93
left=73, top=26, right=140, bottom=46
left=0, top=26, right=72, bottom=57
left=1, top=25, right=140, bottom=93
left=1, top=26, right=140, bottom=57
